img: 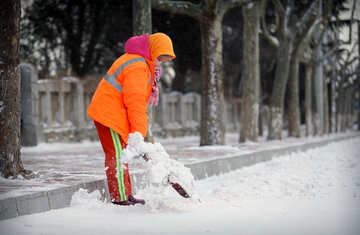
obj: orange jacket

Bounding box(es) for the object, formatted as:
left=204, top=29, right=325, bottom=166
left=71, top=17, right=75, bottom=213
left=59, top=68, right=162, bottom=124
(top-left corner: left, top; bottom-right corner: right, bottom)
left=87, top=33, right=175, bottom=143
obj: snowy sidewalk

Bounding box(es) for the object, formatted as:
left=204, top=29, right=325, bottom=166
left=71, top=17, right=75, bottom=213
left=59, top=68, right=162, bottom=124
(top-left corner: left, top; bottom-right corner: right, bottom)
left=1, top=131, right=359, bottom=220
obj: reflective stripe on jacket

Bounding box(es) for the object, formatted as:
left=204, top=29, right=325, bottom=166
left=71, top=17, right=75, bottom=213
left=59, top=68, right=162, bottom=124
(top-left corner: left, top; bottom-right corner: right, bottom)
left=87, top=53, right=155, bottom=144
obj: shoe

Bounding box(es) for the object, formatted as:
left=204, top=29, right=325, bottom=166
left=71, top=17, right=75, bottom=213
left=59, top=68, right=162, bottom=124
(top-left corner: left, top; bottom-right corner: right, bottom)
left=112, top=201, right=135, bottom=206
left=127, top=195, right=145, bottom=205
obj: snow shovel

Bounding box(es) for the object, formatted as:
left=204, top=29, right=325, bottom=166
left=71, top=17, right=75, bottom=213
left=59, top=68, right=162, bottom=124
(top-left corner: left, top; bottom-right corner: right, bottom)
left=140, top=153, right=190, bottom=198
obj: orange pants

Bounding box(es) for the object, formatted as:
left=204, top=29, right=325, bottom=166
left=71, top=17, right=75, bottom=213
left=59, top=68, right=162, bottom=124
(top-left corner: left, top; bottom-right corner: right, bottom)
left=94, top=121, right=132, bottom=202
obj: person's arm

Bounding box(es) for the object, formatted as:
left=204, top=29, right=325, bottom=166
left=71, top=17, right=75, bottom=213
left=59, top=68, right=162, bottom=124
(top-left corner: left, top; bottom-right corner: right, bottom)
left=122, top=63, right=150, bottom=137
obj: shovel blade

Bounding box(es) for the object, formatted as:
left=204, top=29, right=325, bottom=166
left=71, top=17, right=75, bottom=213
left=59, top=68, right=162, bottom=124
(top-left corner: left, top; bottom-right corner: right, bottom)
left=168, top=180, right=190, bottom=198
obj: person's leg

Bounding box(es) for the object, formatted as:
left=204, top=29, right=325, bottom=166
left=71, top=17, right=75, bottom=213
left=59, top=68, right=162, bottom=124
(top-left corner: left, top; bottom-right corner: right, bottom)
left=108, top=128, right=133, bottom=200
left=94, top=121, right=132, bottom=202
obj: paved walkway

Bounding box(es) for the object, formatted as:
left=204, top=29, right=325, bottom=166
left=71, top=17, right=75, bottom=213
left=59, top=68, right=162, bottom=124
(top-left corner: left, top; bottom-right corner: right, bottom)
left=1, top=131, right=359, bottom=220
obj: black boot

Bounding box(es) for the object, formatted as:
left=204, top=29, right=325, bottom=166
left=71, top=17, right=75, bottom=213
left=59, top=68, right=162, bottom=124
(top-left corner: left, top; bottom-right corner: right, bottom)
left=112, top=201, right=135, bottom=206
left=127, top=195, right=145, bottom=205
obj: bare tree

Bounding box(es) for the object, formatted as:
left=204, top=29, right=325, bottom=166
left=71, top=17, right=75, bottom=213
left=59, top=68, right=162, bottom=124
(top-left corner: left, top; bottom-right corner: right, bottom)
left=0, top=0, right=25, bottom=178
left=287, top=5, right=323, bottom=137
left=305, top=62, right=314, bottom=136
left=239, top=2, right=261, bottom=142
left=133, top=0, right=155, bottom=143
left=337, top=48, right=359, bottom=132
left=152, top=0, right=256, bottom=146
left=325, top=0, right=359, bottom=133
left=287, top=0, right=335, bottom=138
left=358, top=21, right=360, bottom=131
left=261, top=0, right=319, bottom=140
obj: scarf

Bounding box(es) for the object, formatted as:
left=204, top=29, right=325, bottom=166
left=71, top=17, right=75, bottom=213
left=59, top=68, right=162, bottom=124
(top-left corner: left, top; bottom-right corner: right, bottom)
left=148, top=65, right=162, bottom=106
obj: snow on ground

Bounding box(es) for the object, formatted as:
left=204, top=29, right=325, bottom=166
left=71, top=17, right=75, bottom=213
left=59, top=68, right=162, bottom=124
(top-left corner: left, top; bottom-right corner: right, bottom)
left=1, top=137, right=360, bottom=235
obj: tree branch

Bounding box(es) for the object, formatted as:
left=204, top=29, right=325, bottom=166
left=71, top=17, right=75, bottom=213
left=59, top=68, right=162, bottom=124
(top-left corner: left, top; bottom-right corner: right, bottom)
left=151, top=0, right=203, bottom=21
left=271, top=0, right=285, bottom=16
left=291, top=0, right=320, bottom=35
left=283, top=0, right=294, bottom=36
left=261, top=0, right=279, bottom=48
left=298, top=17, right=323, bottom=55
left=347, top=0, right=357, bottom=44
left=348, top=56, right=359, bottom=66
left=317, top=40, right=343, bottom=62
left=227, top=0, right=261, bottom=9
left=342, top=42, right=360, bottom=67
left=339, top=44, right=359, bottom=71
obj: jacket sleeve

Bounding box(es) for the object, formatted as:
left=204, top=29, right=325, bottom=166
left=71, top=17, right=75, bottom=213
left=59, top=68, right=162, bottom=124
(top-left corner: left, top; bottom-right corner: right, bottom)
left=122, top=63, right=150, bottom=138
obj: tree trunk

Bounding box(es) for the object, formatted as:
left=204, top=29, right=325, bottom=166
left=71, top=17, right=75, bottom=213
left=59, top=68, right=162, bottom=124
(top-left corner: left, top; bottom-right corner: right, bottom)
left=342, top=86, right=352, bottom=131
left=200, top=15, right=225, bottom=146
left=267, top=36, right=292, bottom=140
left=337, top=75, right=345, bottom=132
left=0, top=0, right=24, bottom=178
left=358, top=82, right=360, bottom=131
left=347, top=87, right=354, bottom=130
left=310, top=20, right=328, bottom=136
left=312, top=36, right=324, bottom=136
left=330, top=69, right=337, bottom=133
left=358, top=21, right=360, bottom=131
left=323, top=69, right=329, bottom=135
left=239, top=2, right=260, bottom=142
left=258, top=81, right=263, bottom=137
left=287, top=56, right=301, bottom=137
left=150, top=0, right=249, bottom=146
left=133, top=0, right=152, bottom=35
left=305, top=62, right=313, bottom=136
left=133, top=0, right=154, bottom=143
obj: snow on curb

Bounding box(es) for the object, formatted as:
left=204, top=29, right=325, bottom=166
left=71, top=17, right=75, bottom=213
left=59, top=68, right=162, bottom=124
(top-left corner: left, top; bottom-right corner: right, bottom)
left=1, top=132, right=359, bottom=220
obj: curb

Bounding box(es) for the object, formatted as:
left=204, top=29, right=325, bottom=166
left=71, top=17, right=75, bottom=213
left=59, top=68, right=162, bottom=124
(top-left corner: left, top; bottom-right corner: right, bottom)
left=186, top=133, right=360, bottom=181
left=0, top=179, right=110, bottom=221
left=1, top=132, right=359, bottom=220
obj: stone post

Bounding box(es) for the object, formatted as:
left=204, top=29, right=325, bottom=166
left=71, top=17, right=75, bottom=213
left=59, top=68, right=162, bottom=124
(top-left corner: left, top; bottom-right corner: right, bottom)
left=20, top=63, right=44, bottom=146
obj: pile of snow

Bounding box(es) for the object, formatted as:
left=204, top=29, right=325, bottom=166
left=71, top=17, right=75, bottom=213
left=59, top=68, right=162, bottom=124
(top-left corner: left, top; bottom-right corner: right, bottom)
left=123, top=132, right=200, bottom=203
left=70, top=188, right=190, bottom=213
left=68, top=136, right=360, bottom=214
left=68, top=132, right=201, bottom=213
left=70, top=189, right=104, bottom=210
left=2, top=137, right=360, bottom=235
left=197, top=136, right=360, bottom=201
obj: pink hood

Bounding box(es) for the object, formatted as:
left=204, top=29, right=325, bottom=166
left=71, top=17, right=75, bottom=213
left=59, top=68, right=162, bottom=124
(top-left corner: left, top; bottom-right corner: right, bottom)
left=124, top=34, right=151, bottom=60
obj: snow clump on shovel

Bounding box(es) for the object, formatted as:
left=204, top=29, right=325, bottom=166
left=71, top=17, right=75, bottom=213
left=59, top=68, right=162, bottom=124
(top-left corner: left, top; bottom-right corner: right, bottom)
left=123, top=132, right=200, bottom=203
